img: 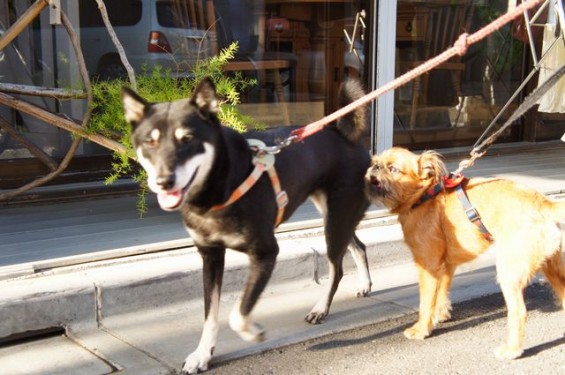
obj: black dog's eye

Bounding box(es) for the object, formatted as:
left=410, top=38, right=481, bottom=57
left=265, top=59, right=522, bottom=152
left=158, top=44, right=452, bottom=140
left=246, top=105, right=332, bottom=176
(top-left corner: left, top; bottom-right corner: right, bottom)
left=181, top=134, right=193, bottom=143
left=175, top=128, right=194, bottom=144
left=144, top=138, right=158, bottom=148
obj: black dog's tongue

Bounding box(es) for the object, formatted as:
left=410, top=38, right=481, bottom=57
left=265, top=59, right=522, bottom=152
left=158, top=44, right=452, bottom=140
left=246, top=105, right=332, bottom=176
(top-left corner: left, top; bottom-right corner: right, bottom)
left=158, top=190, right=183, bottom=210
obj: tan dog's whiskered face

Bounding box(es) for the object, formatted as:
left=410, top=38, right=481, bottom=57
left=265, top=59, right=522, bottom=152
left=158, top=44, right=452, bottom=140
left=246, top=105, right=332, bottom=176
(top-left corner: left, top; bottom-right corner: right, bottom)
left=365, top=147, right=447, bottom=213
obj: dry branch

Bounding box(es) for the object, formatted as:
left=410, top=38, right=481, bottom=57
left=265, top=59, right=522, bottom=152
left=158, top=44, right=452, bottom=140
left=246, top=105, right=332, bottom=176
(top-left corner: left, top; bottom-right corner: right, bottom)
left=95, top=0, right=137, bottom=89
left=0, top=83, right=87, bottom=99
left=0, top=116, right=57, bottom=170
left=0, top=0, right=48, bottom=51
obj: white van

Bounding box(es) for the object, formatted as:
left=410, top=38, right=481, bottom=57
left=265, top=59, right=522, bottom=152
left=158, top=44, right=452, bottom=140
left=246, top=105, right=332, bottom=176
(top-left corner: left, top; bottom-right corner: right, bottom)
left=79, top=0, right=214, bottom=79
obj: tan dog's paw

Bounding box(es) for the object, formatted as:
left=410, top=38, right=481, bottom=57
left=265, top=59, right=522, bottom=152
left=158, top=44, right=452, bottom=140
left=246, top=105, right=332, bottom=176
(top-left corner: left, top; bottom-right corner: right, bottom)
left=403, top=324, right=430, bottom=340
left=494, top=344, right=523, bottom=360
left=434, top=303, right=452, bottom=323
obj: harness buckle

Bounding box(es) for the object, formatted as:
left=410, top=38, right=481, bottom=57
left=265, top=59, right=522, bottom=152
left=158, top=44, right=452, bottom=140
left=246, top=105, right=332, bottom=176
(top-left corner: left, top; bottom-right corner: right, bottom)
left=276, top=191, right=289, bottom=209
left=464, top=207, right=481, bottom=223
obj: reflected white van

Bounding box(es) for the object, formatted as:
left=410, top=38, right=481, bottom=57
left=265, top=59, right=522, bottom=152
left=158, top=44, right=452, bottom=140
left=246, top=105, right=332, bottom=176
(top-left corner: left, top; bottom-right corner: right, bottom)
left=79, top=0, right=213, bottom=79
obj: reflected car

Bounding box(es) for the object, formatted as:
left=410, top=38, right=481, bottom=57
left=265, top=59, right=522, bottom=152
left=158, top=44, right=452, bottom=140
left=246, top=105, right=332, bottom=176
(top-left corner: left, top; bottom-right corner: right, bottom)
left=79, top=0, right=213, bottom=79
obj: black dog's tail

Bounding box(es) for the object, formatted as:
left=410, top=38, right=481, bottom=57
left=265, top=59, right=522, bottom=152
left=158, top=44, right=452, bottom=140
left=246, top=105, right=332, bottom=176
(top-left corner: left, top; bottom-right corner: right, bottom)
left=336, top=79, right=367, bottom=143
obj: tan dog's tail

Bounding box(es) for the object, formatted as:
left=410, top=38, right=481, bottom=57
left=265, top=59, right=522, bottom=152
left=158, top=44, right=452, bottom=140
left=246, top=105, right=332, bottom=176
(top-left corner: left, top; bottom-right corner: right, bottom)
left=336, top=79, right=367, bottom=143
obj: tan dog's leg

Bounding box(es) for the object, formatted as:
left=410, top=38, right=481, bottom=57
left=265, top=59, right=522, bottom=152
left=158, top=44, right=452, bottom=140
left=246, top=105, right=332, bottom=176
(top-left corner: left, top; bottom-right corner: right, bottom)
left=405, top=261, right=443, bottom=340
left=541, top=251, right=565, bottom=310
left=434, top=263, right=455, bottom=324
left=494, top=246, right=529, bottom=360
left=495, top=280, right=527, bottom=360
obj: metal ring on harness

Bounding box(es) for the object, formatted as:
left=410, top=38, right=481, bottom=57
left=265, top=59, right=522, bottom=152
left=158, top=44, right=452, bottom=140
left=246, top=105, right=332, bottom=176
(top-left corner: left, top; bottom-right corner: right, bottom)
left=211, top=139, right=288, bottom=227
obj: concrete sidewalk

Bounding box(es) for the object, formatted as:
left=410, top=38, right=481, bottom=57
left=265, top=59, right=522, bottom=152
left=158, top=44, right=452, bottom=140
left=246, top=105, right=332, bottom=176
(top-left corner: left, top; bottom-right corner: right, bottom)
left=0, top=219, right=503, bottom=375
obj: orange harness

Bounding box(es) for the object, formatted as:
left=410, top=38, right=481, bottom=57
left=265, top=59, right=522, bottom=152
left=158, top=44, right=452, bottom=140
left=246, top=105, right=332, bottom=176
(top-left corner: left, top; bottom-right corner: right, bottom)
left=210, top=139, right=288, bottom=227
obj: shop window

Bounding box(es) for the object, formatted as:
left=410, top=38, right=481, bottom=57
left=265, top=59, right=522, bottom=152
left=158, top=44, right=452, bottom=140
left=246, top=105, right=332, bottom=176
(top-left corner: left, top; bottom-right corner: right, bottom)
left=394, top=0, right=526, bottom=150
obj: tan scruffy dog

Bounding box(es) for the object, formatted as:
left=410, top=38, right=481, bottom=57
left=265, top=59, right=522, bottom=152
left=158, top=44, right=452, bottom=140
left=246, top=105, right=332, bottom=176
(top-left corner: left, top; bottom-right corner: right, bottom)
left=365, top=147, right=565, bottom=360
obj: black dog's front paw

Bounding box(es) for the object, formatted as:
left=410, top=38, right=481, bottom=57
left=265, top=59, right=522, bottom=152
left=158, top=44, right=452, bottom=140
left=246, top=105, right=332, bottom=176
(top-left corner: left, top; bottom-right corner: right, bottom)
left=304, top=311, right=327, bottom=324
left=182, top=349, right=213, bottom=374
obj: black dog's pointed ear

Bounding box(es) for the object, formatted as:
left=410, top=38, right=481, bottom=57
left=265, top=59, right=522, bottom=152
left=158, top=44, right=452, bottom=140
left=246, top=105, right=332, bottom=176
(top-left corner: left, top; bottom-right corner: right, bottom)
left=121, top=87, right=149, bottom=127
left=190, top=77, right=219, bottom=116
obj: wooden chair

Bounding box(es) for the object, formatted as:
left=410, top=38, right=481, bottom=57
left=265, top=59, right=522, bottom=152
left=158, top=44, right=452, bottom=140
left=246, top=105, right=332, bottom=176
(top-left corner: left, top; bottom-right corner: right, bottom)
left=399, top=4, right=474, bottom=129
left=177, top=0, right=294, bottom=124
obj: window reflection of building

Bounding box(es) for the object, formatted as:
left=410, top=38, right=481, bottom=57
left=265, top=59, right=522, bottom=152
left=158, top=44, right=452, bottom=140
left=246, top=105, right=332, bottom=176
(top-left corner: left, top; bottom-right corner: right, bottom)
left=394, top=0, right=529, bottom=150
left=263, top=1, right=367, bottom=115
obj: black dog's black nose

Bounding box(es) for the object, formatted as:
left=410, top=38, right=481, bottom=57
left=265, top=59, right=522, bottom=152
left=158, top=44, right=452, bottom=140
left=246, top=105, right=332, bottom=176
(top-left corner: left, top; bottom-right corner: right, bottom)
left=156, top=174, right=175, bottom=190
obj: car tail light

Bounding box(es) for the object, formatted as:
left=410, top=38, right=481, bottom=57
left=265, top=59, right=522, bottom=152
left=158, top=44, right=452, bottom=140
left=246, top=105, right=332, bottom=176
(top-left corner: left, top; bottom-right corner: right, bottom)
left=148, top=31, right=172, bottom=53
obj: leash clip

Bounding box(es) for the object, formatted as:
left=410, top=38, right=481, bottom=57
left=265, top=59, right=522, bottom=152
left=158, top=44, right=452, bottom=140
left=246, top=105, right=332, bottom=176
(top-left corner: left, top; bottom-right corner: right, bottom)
left=248, top=139, right=276, bottom=169
left=253, top=135, right=299, bottom=157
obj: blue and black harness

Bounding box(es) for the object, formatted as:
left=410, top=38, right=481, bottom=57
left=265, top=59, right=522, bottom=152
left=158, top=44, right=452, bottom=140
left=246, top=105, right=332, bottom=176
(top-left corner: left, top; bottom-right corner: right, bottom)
left=412, top=173, right=494, bottom=242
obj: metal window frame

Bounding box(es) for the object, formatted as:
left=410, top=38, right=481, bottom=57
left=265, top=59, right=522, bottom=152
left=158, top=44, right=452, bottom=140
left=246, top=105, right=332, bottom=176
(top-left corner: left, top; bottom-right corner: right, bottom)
left=370, top=0, right=396, bottom=155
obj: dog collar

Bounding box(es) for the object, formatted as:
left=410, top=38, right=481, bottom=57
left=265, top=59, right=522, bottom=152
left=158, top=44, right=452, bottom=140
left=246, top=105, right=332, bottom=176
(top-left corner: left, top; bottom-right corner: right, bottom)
left=412, top=173, right=493, bottom=241
left=411, top=180, right=445, bottom=209
left=412, top=173, right=466, bottom=209
left=210, top=139, right=288, bottom=227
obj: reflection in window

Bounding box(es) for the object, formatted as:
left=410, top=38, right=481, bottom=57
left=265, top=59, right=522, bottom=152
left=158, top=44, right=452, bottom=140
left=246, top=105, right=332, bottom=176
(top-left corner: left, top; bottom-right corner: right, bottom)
left=394, top=0, right=525, bottom=150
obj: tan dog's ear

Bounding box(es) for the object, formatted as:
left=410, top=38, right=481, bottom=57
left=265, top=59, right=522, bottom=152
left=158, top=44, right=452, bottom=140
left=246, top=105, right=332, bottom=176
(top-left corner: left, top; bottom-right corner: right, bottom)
left=418, top=151, right=446, bottom=183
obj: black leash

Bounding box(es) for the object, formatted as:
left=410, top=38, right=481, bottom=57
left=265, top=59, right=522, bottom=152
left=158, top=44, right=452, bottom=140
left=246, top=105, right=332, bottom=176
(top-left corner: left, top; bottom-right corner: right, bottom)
left=453, top=63, right=565, bottom=175
left=472, top=63, right=565, bottom=156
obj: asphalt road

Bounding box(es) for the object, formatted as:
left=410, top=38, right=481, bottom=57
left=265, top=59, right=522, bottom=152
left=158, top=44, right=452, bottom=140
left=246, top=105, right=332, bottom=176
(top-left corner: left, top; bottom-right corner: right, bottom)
left=201, top=283, right=565, bottom=375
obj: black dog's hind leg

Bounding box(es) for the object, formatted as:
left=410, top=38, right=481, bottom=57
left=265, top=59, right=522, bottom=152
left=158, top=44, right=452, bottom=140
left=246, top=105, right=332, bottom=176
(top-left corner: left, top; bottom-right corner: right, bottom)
left=182, top=247, right=226, bottom=374
left=305, top=190, right=370, bottom=324
left=229, top=238, right=279, bottom=342
left=348, top=234, right=372, bottom=297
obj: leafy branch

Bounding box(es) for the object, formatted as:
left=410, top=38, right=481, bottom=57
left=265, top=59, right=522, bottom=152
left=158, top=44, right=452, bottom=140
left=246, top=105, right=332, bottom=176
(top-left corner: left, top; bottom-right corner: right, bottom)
left=87, top=42, right=259, bottom=213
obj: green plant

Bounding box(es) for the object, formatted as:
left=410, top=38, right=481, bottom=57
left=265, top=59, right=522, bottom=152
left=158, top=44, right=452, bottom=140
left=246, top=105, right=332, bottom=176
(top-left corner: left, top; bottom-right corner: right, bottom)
left=88, top=42, right=259, bottom=213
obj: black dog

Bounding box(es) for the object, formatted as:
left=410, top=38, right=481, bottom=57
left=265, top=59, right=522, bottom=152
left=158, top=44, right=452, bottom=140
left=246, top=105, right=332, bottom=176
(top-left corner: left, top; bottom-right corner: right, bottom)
left=121, top=77, right=371, bottom=373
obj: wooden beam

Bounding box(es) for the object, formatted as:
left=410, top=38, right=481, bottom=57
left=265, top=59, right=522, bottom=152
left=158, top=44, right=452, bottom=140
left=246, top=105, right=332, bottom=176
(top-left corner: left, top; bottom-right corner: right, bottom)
left=0, top=83, right=87, bottom=99
left=0, top=0, right=48, bottom=51
left=0, top=91, right=133, bottom=158
left=0, top=116, right=58, bottom=170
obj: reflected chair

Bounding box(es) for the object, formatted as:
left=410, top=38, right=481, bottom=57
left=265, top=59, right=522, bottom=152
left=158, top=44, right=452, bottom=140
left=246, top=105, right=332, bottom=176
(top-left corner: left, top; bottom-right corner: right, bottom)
left=177, top=0, right=295, bottom=124
left=399, top=4, right=474, bottom=129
